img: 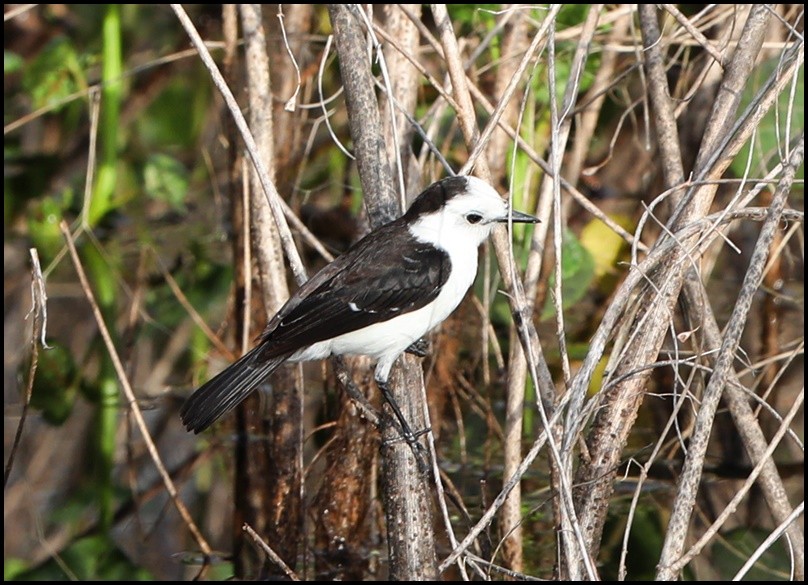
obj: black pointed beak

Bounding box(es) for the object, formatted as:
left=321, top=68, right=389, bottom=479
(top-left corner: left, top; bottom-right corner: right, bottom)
left=497, top=209, right=539, bottom=224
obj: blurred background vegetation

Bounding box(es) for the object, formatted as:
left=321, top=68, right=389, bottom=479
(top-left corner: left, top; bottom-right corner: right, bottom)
left=4, top=4, right=804, bottom=581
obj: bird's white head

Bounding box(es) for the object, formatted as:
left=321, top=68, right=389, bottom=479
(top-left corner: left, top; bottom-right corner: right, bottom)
left=404, top=175, right=538, bottom=249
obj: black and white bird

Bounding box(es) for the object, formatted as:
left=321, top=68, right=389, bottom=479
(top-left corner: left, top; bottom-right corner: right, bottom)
left=180, top=175, right=538, bottom=440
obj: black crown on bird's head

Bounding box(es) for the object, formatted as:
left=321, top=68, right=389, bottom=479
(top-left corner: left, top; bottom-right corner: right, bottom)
left=403, top=176, right=472, bottom=221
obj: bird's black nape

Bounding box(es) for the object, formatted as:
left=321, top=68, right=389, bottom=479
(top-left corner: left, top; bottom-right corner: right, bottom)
left=402, top=176, right=469, bottom=221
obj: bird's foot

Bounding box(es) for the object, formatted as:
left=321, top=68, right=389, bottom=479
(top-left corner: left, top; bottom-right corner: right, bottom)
left=382, top=427, right=431, bottom=475
left=404, top=337, right=430, bottom=358
left=381, top=425, right=430, bottom=447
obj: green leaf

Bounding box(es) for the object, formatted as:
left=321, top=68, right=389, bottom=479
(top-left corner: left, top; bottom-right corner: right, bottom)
left=136, top=77, right=209, bottom=150
left=446, top=5, right=500, bottom=34
left=506, top=145, right=543, bottom=234
left=732, top=59, right=804, bottom=182
left=4, top=557, right=29, bottom=580
left=599, top=501, right=666, bottom=580
left=28, top=342, right=80, bottom=425
left=143, top=153, right=189, bottom=211
left=145, top=242, right=232, bottom=331
left=541, top=228, right=596, bottom=320
left=710, top=527, right=792, bottom=581
left=7, top=534, right=152, bottom=580
left=579, top=214, right=632, bottom=280
left=22, top=37, right=87, bottom=111
left=26, top=189, right=74, bottom=264
left=4, top=50, right=23, bottom=74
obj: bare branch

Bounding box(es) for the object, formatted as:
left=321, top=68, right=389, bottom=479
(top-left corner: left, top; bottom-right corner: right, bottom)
left=243, top=523, right=301, bottom=581
left=657, top=135, right=804, bottom=580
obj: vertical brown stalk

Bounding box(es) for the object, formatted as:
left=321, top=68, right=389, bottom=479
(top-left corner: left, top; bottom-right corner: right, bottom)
left=227, top=5, right=304, bottom=577
left=325, top=5, right=439, bottom=580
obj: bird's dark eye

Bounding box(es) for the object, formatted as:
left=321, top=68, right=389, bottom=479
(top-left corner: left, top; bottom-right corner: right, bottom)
left=466, top=213, right=483, bottom=224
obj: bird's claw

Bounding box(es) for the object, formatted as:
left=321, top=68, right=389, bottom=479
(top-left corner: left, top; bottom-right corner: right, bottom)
left=381, top=425, right=430, bottom=447
left=404, top=337, right=431, bottom=358
left=382, top=426, right=431, bottom=475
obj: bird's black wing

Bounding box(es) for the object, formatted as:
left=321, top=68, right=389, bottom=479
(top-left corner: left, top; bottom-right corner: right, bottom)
left=256, top=219, right=451, bottom=357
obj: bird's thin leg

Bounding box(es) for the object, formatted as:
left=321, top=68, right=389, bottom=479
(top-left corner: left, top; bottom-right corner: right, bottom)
left=376, top=379, right=422, bottom=442
left=332, top=356, right=382, bottom=427
left=333, top=357, right=429, bottom=473
left=376, top=379, right=430, bottom=473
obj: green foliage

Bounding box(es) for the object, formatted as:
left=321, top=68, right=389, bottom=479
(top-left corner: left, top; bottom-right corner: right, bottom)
left=4, top=50, right=23, bottom=74
left=732, top=58, right=804, bottom=183
left=555, top=4, right=591, bottom=28
left=135, top=76, right=210, bottom=150
left=533, top=7, right=602, bottom=107
left=600, top=501, right=666, bottom=580
left=22, top=37, right=89, bottom=113
left=26, top=189, right=74, bottom=263
left=87, top=5, right=123, bottom=227
left=28, top=342, right=81, bottom=425
left=4, top=534, right=153, bottom=581
left=146, top=246, right=233, bottom=331
left=4, top=558, right=28, bottom=581
left=446, top=5, right=500, bottom=35
left=506, top=132, right=544, bottom=225
left=710, top=528, right=792, bottom=581
left=541, top=228, right=596, bottom=320
left=143, top=153, right=190, bottom=211
left=579, top=215, right=631, bottom=278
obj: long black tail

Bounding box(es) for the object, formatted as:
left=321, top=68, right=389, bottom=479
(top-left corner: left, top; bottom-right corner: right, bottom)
left=180, top=345, right=289, bottom=433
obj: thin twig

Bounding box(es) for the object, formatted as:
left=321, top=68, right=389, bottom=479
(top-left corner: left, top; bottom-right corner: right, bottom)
left=569, top=9, right=792, bottom=570
left=675, top=388, right=804, bottom=575
left=276, top=5, right=302, bottom=112
left=543, top=6, right=604, bottom=578
left=638, top=5, right=686, bottom=194
left=3, top=3, right=37, bottom=21
left=564, top=11, right=628, bottom=187
left=331, top=356, right=380, bottom=428
left=80, top=88, right=102, bottom=229
left=4, top=44, right=229, bottom=137
left=352, top=6, right=407, bottom=209
left=439, top=403, right=563, bottom=572
left=733, top=500, right=804, bottom=582
left=154, top=253, right=233, bottom=360
left=660, top=4, right=726, bottom=67
left=242, top=523, right=301, bottom=580
left=387, top=6, right=641, bottom=247
left=240, top=157, right=252, bottom=353
left=457, top=6, right=558, bottom=176
left=430, top=4, right=591, bottom=576
left=318, top=35, right=355, bottom=161
left=4, top=249, right=47, bottom=489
